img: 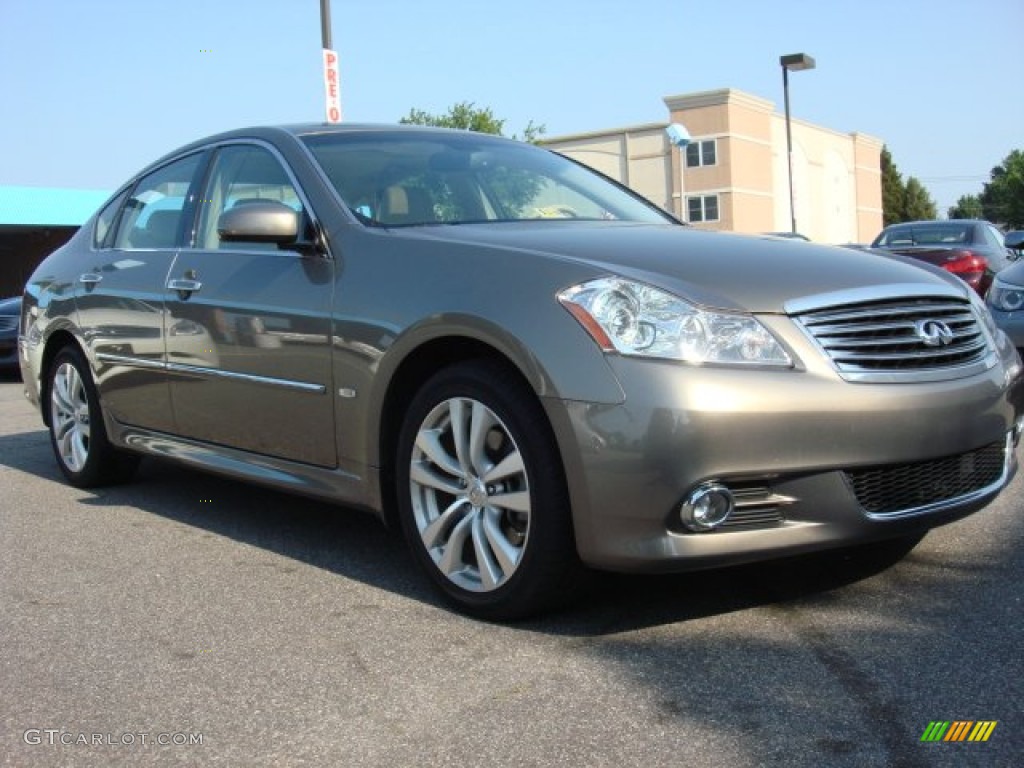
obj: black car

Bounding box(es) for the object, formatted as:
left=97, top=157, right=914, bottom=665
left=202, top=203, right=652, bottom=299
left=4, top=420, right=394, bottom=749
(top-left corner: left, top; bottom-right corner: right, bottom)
left=0, top=296, right=22, bottom=373
left=870, top=220, right=1012, bottom=295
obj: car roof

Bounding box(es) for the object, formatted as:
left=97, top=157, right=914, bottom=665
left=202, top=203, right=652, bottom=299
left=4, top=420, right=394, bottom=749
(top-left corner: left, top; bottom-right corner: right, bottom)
left=176, top=122, right=514, bottom=151
left=137, top=123, right=520, bottom=182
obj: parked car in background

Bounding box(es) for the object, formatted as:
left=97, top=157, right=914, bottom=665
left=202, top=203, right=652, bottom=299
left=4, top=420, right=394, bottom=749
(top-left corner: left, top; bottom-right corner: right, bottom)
left=988, top=259, right=1024, bottom=353
left=1005, top=230, right=1024, bottom=257
left=0, top=296, right=22, bottom=373
left=18, top=125, right=1024, bottom=619
left=870, top=220, right=1012, bottom=296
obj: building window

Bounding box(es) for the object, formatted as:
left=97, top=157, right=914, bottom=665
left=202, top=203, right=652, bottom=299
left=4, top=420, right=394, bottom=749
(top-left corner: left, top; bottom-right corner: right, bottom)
left=687, top=195, right=719, bottom=223
left=685, top=139, right=717, bottom=168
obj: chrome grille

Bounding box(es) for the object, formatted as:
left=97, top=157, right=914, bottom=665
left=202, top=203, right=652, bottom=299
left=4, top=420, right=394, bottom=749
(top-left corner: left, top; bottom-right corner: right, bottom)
left=795, top=297, right=991, bottom=382
left=845, top=441, right=1005, bottom=518
left=0, top=316, right=17, bottom=332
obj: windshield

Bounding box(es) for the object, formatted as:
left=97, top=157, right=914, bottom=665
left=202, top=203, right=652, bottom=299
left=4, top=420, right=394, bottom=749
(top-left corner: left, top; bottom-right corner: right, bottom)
left=300, top=131, right=675, bottom=227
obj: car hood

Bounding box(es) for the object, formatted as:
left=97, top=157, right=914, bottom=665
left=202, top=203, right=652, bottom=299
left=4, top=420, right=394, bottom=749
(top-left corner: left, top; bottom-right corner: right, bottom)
left=401, top=222, right=965, bottom=313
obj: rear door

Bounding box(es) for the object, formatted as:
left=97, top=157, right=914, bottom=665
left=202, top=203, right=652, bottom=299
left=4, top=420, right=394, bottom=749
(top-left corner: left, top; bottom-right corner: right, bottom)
left=163, top=142, right=336, bottom=467
left=78, top=152, right=205, bottom=433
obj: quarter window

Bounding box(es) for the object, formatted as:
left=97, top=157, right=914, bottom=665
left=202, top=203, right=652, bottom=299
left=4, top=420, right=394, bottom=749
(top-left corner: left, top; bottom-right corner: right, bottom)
left=687, top=194, right=719, bottom=223
left=685, top=139, right=717, bottom=168
left=113, top=154, right=203, bottom=249
left=93, top=189, right=129, bottom=249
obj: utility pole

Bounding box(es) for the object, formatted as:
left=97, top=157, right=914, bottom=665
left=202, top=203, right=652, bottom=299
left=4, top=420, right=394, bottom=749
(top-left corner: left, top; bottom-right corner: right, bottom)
left=320, top=0, right=332, bottom=49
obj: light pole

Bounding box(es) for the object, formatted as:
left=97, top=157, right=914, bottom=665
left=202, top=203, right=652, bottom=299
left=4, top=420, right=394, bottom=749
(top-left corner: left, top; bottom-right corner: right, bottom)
left=780, top=52, right=815, bottom=234
left=665, top=123, right=691, bottom=222
left=320, top=0, right=332, bottom=48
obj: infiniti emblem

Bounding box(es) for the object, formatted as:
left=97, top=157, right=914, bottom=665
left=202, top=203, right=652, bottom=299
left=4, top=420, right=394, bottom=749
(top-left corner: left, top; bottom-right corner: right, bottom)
left=915, top=319, right=954, bottom=347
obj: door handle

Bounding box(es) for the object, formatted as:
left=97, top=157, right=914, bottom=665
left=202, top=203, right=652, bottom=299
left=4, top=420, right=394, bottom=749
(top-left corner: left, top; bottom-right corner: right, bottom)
left=79, top=273, right=103, bottom=286
left=167, top=278, right=203, bottom=297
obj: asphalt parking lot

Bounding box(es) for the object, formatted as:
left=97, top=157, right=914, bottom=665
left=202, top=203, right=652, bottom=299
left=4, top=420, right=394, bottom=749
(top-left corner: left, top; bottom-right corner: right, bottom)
left=1, top=372, right=1021, bottom=768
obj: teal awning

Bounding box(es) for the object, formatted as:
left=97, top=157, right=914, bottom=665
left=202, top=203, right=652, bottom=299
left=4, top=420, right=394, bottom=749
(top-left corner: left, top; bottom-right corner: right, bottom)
left=0, top=186, right=111, bottom=226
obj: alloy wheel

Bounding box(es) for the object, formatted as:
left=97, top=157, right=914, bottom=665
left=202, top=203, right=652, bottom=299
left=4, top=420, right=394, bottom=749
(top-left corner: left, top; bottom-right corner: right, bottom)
left=50, top=361, right=91, bottom=472
left=409, top=397, right=531, bottom=592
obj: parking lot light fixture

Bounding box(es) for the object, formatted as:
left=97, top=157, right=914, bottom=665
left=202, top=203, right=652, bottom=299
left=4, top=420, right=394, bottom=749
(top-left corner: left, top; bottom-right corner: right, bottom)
left=780, top=52, right=816, bottom=234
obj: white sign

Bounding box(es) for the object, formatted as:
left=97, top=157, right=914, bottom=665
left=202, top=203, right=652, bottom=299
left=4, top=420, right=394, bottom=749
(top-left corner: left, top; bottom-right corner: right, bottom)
left=323, top=49, right=341, bottom=123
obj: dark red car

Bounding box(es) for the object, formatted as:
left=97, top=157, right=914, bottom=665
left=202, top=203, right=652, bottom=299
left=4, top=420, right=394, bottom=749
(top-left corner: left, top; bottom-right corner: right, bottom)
left=870, top=220, right=1012, bottom=295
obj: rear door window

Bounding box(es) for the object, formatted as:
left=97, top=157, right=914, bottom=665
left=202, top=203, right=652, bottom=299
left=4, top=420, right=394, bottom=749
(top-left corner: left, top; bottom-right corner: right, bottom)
left=113, top=153, right=204, bottom=250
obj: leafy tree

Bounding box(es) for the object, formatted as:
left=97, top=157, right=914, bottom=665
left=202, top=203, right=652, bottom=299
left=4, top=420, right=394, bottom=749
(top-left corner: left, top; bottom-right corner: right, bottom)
left=947, top=194, right=983, bottom=220
left=400, top=101, right=545, bottom=143
left=881, top=146, right=936, bottom=223
left=881, top=145, right=907, bottom=226
left=980, top=149, right=1024, bottom=228
left=903, top=177, right=937, bottom=221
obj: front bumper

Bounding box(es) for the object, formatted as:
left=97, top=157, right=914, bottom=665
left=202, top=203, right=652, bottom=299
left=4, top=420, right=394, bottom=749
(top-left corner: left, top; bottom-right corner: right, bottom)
left=545, top=350, right=1023, bottom=573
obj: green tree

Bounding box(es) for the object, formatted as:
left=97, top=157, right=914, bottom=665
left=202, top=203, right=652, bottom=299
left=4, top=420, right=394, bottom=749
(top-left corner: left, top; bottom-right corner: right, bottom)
left=881, top=145, right=907, bottom=226
left=400, top=101, right=545, bottom=143
left=903, top=177, right=937, bottom=221
left=947, top=194, right=983, bottom=220
left=980, top=149, right=1024, bottom=228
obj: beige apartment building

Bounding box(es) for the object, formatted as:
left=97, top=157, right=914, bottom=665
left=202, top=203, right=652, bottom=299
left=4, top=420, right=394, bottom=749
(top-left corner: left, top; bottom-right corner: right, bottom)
left=542, top=88, right=883, bottom=244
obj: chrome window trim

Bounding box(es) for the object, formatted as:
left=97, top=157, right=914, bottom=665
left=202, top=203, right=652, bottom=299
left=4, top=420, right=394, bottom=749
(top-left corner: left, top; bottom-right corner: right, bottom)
left=95, top=352, right=325, bottom=394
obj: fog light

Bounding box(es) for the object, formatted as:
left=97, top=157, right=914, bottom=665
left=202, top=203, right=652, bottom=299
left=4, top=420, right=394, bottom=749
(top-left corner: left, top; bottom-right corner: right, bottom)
left=679, top=483, right=734, bottom=531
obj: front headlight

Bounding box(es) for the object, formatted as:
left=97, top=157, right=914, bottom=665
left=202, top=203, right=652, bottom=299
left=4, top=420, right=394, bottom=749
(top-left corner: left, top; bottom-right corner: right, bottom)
left=988, top=279, right=1024, bottom=313
left=558, top=277, right=792, bottom=366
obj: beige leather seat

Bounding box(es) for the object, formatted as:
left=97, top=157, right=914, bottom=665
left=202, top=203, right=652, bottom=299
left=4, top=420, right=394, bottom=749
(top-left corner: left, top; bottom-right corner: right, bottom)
left=379, top=185, right=435, bottom=225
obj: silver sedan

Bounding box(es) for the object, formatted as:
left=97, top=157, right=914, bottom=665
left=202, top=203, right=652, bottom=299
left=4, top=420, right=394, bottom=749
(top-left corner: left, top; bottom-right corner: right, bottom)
left=18, top=124, right=1024, bottom=619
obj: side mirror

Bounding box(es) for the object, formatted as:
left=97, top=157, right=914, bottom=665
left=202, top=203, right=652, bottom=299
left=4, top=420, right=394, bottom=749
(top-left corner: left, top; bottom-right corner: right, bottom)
left=218, top=200, right=300, bottom=245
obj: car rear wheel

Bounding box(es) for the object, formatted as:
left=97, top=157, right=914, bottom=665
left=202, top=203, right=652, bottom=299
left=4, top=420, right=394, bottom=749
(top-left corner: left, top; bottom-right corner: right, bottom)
left=47, top=346, right=139, bottom=487
left=396, top=360, right=579, bottom=620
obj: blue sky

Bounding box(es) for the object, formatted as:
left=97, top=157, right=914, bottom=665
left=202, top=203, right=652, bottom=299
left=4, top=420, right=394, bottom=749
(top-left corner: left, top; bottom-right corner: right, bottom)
left=1, top=0, right=1022, bottom=217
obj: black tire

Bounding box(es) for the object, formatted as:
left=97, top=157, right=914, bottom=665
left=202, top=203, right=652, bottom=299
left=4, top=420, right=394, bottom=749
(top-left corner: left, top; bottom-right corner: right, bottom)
left=46, top=345, right=139, bottom=488
left=395, top=360, right=580, bottom=620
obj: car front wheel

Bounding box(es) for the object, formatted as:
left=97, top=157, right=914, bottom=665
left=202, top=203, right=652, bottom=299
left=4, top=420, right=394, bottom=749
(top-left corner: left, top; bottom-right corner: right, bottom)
left=396, top=360, right=579, bottom=620
left=47, top=346, right=139, bottom=487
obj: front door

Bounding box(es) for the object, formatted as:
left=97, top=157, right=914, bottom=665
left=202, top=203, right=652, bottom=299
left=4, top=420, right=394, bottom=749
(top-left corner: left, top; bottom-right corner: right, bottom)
left=164, top=143, right=336, bottom=467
